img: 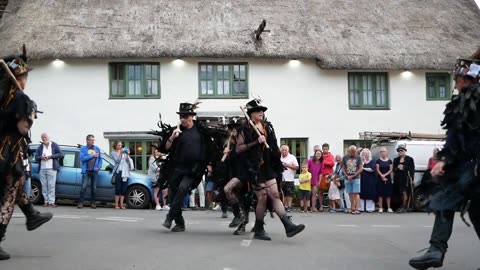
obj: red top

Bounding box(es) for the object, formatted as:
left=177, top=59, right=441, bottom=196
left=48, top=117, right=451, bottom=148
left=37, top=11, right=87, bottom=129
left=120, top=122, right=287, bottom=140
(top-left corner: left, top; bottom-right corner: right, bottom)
left=428, top=158, right=438, bottom=170
left=322, top=152, right=335, bottom=176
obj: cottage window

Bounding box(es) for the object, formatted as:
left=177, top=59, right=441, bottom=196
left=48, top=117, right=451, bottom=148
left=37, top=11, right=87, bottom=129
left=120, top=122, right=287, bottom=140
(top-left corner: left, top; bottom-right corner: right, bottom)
left=426, top=73, right=451, bottom=100
left=108, top=140, right=158, bottom=173
left=348, top=73, right=389, bottom=109
left=109, top=63, right=160, bottom=99
left=199, top=63, right=248, bottom=98
left=280, top=138, right=308, bottom=175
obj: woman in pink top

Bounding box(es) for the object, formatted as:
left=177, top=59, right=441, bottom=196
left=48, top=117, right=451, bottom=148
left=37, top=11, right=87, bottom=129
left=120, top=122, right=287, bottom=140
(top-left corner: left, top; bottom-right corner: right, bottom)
left=308, top=150, right=324, bottom=212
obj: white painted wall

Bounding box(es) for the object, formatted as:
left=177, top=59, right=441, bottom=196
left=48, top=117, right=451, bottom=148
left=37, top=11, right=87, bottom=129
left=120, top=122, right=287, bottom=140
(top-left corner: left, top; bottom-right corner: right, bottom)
left=26, top=58, right=449, bottom=157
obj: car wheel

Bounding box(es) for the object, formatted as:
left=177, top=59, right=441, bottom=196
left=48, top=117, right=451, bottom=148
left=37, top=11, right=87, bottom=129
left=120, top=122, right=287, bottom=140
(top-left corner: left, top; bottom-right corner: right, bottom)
left=30, top=180, right=43, bottom=205
left=126, top=185, right=151, bottom=209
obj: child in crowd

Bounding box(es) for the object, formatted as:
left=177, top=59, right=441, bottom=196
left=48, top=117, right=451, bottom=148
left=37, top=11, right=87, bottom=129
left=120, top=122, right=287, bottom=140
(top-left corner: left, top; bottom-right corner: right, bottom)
left=298, top=162, right=312, bottom=213
left=326, top=173, right=341, bottom=213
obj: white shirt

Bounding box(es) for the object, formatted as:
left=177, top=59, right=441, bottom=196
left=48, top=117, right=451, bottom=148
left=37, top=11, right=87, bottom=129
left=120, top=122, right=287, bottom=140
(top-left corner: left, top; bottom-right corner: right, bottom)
left=281, top=153, right=298, bottom=182
left=41, top=143, right=53, bottom=170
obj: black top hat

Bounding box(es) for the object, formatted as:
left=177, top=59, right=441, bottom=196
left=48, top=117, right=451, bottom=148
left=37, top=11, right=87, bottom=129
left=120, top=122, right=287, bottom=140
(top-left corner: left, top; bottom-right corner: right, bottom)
left=227, top=119, right=242, bottom=129
left=245, top=99, right=267, bottom=115
left=176, top=103, right=197, bottom=115
left=396, top=144, right=407, bottom=152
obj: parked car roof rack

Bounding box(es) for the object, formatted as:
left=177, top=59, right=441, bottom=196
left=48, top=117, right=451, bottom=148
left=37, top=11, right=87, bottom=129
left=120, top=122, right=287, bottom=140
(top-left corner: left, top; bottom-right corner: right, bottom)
left=359, top=131, right=446, bottom=142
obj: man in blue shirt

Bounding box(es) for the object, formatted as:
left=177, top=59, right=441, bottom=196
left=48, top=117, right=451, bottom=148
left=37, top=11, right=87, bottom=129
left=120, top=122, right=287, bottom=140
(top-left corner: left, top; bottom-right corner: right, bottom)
left=78, top=134, right=102, bottom=209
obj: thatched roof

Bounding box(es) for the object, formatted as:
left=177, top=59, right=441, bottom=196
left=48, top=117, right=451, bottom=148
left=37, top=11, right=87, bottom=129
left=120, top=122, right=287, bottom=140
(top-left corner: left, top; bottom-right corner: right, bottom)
left=0, top=0, right=479, bottom=70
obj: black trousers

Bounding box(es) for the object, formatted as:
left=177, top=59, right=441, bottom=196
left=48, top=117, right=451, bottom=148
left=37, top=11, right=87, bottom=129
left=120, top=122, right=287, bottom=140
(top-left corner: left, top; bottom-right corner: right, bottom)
left=430, top=197, right=480, bottom=253
left=167, top=169, right=194, bottom=225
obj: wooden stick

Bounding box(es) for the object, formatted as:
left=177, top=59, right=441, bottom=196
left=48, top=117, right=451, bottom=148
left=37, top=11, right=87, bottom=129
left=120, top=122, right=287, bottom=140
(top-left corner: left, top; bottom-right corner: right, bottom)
left=239, top=106, right=270, bottom=149
left=221, top=133, right=232, bottom=162
left=0, top=59, right=23, bottom=91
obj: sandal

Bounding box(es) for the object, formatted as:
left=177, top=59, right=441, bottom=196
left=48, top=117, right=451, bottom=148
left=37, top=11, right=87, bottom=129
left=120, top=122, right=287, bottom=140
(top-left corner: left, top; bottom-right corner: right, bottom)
left=115, top=206, right=120, bottom=209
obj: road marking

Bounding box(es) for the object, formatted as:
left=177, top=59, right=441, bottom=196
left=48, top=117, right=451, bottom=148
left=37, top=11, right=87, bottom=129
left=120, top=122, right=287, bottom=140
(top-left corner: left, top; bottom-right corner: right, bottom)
left=186, top=221, right=200, bottom=225
left=105, top=216, right=144, bottom=221
left=95, top=218, right=138, bottom=222
left=241, top=239, right=252, bottom=247
left=337, top=224, right=358, bottom=227
left=372, top=225, right=401, bottom=228
left=54, top=215, right=90, bottom=219
left=241, top=225, right=255, bottom=247
left=12, top=214, right=24, bottom=218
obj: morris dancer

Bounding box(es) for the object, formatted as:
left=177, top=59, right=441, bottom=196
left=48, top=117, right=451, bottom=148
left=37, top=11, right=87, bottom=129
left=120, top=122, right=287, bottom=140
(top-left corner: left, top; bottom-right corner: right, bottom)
left=236, top=99, right=305, bottom=241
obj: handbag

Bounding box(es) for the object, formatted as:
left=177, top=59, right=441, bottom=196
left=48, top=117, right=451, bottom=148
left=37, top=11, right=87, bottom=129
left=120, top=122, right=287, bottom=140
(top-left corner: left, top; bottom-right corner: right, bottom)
left=319, top=174, right=329, bottom=191
left=111, top=172, right=117, bottom=185
left=337, top=176, right=346, bottom=190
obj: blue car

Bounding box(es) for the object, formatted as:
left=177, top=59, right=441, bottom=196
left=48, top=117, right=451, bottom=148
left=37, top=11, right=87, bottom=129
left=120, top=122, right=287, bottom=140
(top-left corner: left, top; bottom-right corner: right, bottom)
left=29, top=144, right=154, bottom=209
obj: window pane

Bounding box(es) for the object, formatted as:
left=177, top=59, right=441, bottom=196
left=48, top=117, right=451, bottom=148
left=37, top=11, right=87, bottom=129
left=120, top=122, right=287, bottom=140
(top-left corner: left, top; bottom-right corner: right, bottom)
left=350, top=76, right=360, bottom=106
left=240, top=65, right=246, bottom=79
left=233, top=81, right=246, bottom=95
left=376, top=90, right=385, bottom=106
left=207, top=81, right=214, bottom=95
left=128, top=65, right=135, bottom=80
left=151, top=80, right=158, bottom=95
left=201, top=81, right=207, bottom=95
left=223, top=81, right=230, bottom=95
left=363, top=75, right=373, bottom=106
left=376, top=75, right=386, bottom=106
left=145, top=65, right=151, bottom=79
left=207, top=65, right=213, bottom=80
left=218, top=81, right=224, bottom=95
left=233, top=65, right=240, bottom=80
left=135, top=81, right=141, bottom=95
left=152, top=65, right=158, bottom=79
left=200, top=65, right=206, bottom=80
left=428, top=85, right=436, bottom=98
left=135, top=156, right=143, bottom=171
left=217, top=65, right=224, bottom=80
left=438, top=77, right=447, bottom=98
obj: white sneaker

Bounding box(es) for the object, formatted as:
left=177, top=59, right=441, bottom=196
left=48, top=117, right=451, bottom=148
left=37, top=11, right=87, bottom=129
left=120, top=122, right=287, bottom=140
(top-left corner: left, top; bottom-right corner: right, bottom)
left=212, top=205, right=221, bottom=211
left=155, top=205, right=162, bottom=211
left=378, top=208, right=384, bottom=213
left=162, top=205, right=170, bottom=211
left=387, top=208, right=394, bottom=213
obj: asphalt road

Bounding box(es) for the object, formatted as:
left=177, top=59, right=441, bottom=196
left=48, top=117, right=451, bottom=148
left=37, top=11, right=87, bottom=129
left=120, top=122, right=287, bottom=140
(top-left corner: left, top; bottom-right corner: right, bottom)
left=1, top=206, right=479, bottom=270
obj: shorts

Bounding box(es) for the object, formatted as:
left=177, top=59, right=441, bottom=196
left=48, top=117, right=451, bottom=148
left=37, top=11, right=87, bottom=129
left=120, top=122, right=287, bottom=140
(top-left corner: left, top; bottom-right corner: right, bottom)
left=298, top=189, right=311, bottom=200
left=205, top=181, right=215, bottom=192
left=345, top=178, right=360, bottom=193
left=282, top=181, right=295, bottom=197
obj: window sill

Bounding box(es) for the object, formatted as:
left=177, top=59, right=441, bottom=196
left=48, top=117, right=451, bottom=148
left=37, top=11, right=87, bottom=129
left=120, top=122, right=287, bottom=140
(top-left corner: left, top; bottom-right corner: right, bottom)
left=198, top=96, right=249, bottom=99
left=348, top=107, right=390, bottom=110
left=109, top=96, right=161, bottom=100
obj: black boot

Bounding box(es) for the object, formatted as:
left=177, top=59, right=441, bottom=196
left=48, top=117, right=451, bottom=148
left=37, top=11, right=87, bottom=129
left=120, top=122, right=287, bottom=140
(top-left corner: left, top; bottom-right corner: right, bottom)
left=234, top=208, right=249, bottom=235
left=162, top=214, right=173, bottom=229
left=229, top=204, right=245, bottom=228
left=408, top=246, right=445, bottom=270
left=19, top=202, right=53, bottom=231
left=280, top=215, right=305, bottom=238
left=233, top=222, right=246, bottom=235
left=171, top=216, right=185, bottom=232
left=0, top=224, right=10, bottom=260
left=253, top=220, right=271, bottom=241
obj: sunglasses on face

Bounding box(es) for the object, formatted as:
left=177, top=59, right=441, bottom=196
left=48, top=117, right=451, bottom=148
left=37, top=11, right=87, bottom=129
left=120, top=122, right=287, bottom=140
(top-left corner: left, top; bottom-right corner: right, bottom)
left=179, top=114, right=190, bottom=119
